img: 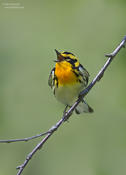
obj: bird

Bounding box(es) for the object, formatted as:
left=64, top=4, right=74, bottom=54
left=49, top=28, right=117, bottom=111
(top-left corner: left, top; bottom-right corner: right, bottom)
left=48, top=49, right=93, bottom=114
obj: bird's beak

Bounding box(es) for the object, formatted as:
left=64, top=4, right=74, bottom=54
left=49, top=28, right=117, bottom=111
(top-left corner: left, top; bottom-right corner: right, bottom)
left=55, top=49, right=60, bottom=57
left=54, top=49, right=64, bottom=62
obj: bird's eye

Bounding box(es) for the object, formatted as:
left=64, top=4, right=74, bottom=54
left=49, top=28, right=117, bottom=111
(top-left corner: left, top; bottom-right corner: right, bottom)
left=65, top=57, right=70, bottom=61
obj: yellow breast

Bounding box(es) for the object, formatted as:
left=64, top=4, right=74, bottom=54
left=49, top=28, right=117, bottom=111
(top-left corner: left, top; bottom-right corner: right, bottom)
left=55, top=61, right=77, bottom=85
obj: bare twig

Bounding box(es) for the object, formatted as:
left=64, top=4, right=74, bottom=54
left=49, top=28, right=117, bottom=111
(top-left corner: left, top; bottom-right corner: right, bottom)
left=1, top=36, right=126, bottom=175
left=0, top=131, right=50, bottom=143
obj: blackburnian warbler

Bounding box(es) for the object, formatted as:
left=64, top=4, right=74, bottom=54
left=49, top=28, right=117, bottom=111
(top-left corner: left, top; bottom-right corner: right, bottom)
left=48, top=50, right=93, bottom=114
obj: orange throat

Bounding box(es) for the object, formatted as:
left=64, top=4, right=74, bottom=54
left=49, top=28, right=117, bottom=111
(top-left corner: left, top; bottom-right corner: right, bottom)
left=55, top=61, right=77, bottom=85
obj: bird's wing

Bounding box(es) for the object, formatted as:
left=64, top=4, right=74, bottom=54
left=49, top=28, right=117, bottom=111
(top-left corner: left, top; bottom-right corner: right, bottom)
left=78, top=64, right=89, bottom=86
left=48, top=67, right=55, bottom=88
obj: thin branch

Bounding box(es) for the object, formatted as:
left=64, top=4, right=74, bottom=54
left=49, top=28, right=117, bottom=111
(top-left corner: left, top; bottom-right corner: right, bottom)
left=0, top=131, right=50, bottom=143
left=0, top=36, right=125, bottom=175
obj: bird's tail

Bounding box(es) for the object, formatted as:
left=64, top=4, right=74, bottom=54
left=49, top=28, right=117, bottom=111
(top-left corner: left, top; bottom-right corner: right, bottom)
left=75, top=99, right=94, bottom=114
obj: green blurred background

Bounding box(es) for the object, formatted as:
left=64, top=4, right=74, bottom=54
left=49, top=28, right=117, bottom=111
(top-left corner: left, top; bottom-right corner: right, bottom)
left=0, top=0, right=126, bottom=175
